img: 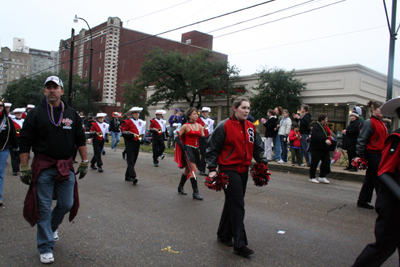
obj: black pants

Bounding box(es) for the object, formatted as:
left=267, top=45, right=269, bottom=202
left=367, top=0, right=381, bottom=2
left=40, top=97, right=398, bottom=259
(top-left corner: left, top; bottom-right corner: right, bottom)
left=124, top=138, right=140, bottom=179
left=198, top=136, right=208, bottom=173
left=352, top=189, right=400, bottom=267
left=347, top=150, right=357, bottom=167
left=10, top=148, right=20, bottom=173
left=309, top=149, right=331, bottom=178
left=217, top=170, right=248, bottom=250
left=358, top=153, right=382, bottom=204
left=91, top=138, right=104, bottom=167
left=152, top=134, right=165, bottom=164
left=291, top=148, right=302, bottom=165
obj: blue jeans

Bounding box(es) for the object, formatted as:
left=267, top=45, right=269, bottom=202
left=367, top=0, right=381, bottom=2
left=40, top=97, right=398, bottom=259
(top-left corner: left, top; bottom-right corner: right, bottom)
left=301, top=134, right=311, bottom=165
left=0, top=149, right=9, bottom=201
left=36, top=167, right=75, bottom=254
left=280, top=135, right=288, bottom=162
left=272, top=133, right=281, bottom=160
left=111, top=131, right=121, bottom=150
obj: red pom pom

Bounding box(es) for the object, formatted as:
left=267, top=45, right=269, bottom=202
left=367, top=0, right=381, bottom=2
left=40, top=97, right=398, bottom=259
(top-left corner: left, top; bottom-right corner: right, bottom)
left=204, top=172, right=229, bottom=191
left=250, top=163, right=271, bottom=187
left=351, top=157, right=368, bottom=170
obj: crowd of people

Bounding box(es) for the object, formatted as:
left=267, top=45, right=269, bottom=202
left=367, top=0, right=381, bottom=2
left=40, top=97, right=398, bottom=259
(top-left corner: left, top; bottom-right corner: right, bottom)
left=1, top=74, right=399, bottom=265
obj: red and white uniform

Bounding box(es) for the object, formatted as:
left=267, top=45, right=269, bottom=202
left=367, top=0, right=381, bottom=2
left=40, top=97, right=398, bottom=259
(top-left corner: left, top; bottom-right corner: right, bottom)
left=91, top=121, right=109, bottom=141
left=196, top=117, right=214, bottom=137
left=150, top=118, right=166, bottom=135
left=121, top=118, right=146, bottom=141
left=12, top=118, right=24, bottom=137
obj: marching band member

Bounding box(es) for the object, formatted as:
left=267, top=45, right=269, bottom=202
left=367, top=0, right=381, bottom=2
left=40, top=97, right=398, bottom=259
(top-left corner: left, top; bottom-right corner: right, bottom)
left=121, top=107, right=146, bottom=185
left=11, top=108, right=25, bottom=175
left=355, top=100, right=387, bottom=209
left=90, top=113, right=109, bottom=172
left=352, top=96, right=400, bottom=266
left=22, top=104, right=35, bottom=119
left=150, top=110, right=167, bottom=167
left=206, top=96, right=267, bottom=257
left=175, top=107, right=205, bottom=200
left=196, top=107, right=214, bottom=176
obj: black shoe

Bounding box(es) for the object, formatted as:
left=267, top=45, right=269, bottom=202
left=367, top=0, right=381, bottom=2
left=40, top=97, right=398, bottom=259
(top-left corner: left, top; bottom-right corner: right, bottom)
left=217, top=237, right=233, bottom=247
left=160, top=154, right=165, bottom=160
left=98, top=167, right=103, bottom=172
left=344, top=166, right=351, bottom=170
left=154, top=163, right=159, bottom=167
left=12, top=172, right=18, bottom=176
left=348, top=168, right=358, bottom=172
left=178, top=187, right=187, bottom=195
left=357, top=201, right=374, bottom=210
left=307, top=163, right=311, bottom=167
left=193, top=190, right=203, bottom=200
left=234, top=245, right=254, bottom=257
left=73, top=160, right=78, bottom=163
left=132, top=178, right=138, bottom=185
left=199, top=171, right=207, bottom=176
left=102, top=151, right=105, bottom=155
left=122, top=152, right=125, bottom=160
left=90, top=165, right=97, bottom=170
left=125, top=177, right=133, bottom=181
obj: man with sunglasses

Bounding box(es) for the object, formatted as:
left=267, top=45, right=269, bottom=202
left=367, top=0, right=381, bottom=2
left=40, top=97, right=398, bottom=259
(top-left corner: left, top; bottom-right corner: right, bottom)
left=19, top=76, right=88, bottom=264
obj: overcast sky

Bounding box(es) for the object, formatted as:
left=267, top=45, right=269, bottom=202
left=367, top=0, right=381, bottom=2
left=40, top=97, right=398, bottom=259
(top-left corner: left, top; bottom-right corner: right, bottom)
left=1, top=0, right=399, bottom=79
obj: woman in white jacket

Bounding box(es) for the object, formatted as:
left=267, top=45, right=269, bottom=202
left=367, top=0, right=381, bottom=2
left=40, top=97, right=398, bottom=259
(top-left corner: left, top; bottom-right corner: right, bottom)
left=277, top=109, right=292, bottom=163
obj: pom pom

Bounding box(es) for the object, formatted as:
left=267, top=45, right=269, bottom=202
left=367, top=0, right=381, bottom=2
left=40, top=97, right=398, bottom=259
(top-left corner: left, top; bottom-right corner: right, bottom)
left=250, top=163, right=271, bottom=187
left=352, top=157, right=368, bottom=170
left=204, top=172, right=229, bottom=191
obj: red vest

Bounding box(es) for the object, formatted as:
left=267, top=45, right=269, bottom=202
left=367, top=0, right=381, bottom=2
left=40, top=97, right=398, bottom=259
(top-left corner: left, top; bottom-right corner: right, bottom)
left=121, top=119, right=139, bottom=141
left=365, top=116, right=387, bottom=153
left=90, top=122, right=104, bottom=141
left=150, top=119, right=162, bottom=136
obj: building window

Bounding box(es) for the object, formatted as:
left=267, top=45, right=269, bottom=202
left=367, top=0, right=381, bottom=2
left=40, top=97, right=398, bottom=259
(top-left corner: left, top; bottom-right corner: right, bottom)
left=86, top=56, right=88, bottom=63
left=17, top=65, right=19, bottom=68
left=98, top=81, right=101, bottom=89
left=100, top=36, right=103, bottom=43
left=326, top=107, right=335, bottom=118
left=99, top=51, right=102, bottom=59
left=85, top=70, right=87, bottom=77
left=98, top=65, right=101, bottom=74
left=74, top=47, right=76, bottom=53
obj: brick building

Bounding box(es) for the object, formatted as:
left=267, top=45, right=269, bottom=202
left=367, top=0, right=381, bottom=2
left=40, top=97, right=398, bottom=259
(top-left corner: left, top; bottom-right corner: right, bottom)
left=0, top=47, right=31, bottom=93
left=59, top=16, right=227, bottom=115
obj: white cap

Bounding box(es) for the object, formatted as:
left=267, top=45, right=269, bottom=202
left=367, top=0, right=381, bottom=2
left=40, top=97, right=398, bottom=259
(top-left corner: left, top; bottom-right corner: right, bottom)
left=130, top=107, right=143, bottom=112
left=4, top=103, right=12, bottom=108
left=155, top=110, right=166, bottom=115
left=201, top=107, right=211, bottom=112
left=381, top=96, right=400, bottom=117
left=95, top=113, right=107, bottom=118
left=27, top=104, right=35, bottom=109
left=44, top=76, right=64, bottom=88
left=12, top=108, right=25, bottom=113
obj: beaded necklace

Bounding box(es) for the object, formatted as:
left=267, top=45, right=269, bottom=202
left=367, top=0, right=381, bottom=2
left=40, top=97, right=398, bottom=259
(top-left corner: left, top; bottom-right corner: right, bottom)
left=46, top=99, right=64, bottom=127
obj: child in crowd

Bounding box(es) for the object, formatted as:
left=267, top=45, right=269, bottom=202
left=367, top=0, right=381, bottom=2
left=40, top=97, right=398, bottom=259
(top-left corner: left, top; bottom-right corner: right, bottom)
left=289, top=123, right=304, bottom=167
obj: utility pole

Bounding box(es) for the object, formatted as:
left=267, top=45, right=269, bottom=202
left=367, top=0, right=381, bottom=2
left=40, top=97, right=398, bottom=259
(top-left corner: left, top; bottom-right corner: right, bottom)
left=384, top=0, right=399, bottom=101
left=68, top=28, right=75, bottom=106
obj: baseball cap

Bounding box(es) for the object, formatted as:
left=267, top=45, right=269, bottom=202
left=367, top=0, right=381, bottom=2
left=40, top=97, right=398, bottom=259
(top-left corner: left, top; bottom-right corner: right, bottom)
left=44, top=76, right=64, bottom=88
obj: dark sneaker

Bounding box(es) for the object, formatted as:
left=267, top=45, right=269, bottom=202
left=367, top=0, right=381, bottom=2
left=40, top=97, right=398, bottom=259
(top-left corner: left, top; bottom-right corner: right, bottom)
left=154, top=163, right=159, bottom=167
left=125, top=177, right=133, bottom=181
left=122, top=152, right=125, bottom=160
left=97, top=167, right=103, bottom=172
left=90, top=165, right=97, bottom=170
left=234, top=245, right=254, bottom=257
left=132, top=178, right=138, bottom=185
left=357, top=201, right=374, bottom=210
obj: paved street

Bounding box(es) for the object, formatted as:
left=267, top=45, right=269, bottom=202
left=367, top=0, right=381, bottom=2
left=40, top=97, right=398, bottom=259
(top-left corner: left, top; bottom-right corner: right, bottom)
left=0, top=147, right=396, bottom=267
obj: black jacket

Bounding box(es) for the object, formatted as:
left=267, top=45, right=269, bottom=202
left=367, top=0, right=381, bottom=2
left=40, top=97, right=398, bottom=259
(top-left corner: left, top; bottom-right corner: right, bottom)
left=295, top=113, right=312, bottom=135
left=343, top=120, right=361, bottom=151
left=19, top=97, right=86, bottom=160
left=310, top=122, right=329, bottom=151
left=263, top=116, right=277, bottom=138
left=0, top=114, right=18, bottom=150
left=109, top=118, right=121, bottom=132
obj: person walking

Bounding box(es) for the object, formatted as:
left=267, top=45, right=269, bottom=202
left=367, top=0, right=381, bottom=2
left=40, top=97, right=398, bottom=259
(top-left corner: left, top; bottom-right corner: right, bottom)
left=342, top=112, right=361, bottom=172
left=262, top=109, right=277, bottom=161
left=109, top=112, right=122, bottom=151
left=167, top=109, right=181, bottom=148
left=175, top=107, right=204, bottom=200
left=206, top=95, right=267, bottom=257
left=196, top=107, right=214, bottom=176
left=355, top=101, right=387, bottom=210
left=273, top=106, right=283, bottom=161
left=0, top=100, right=19, bottom=206
left=89, top=113, right=109, bottom=173
left=309, top=113, right=332, bottom=184
left=293, top=105, right=312, bottom=166
left=351, top=96, right=400, bottom=266
left=11, top=108, right=25, bottom=175
left=19, top=76, right=88, bottom=264
left=150, top=110, right=167, bottom=167
left=277, top=109, right=292, bottom=163
left=121, top=107, right=146, bottom=184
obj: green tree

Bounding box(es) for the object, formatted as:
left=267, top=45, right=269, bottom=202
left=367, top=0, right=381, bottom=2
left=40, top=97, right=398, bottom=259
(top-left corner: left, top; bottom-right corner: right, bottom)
left=250, top=67, right=306, bottom=120
left=132, top=47, right=241, bottom=110
left=121, top=79, right=149, bottom=120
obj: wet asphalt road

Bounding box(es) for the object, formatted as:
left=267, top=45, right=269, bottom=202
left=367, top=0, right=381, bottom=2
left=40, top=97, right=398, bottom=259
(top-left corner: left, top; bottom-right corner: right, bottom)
left=0, top=147, right=397, bottom=267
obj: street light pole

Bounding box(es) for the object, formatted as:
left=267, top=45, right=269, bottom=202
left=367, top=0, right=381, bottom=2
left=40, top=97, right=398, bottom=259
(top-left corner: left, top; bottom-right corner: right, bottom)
left=74, top=15, right=93, bottom=115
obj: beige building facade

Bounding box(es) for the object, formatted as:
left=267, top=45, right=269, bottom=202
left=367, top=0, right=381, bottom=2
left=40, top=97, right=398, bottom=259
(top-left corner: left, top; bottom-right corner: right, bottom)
left=146, top=64, right=400, bottom=131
